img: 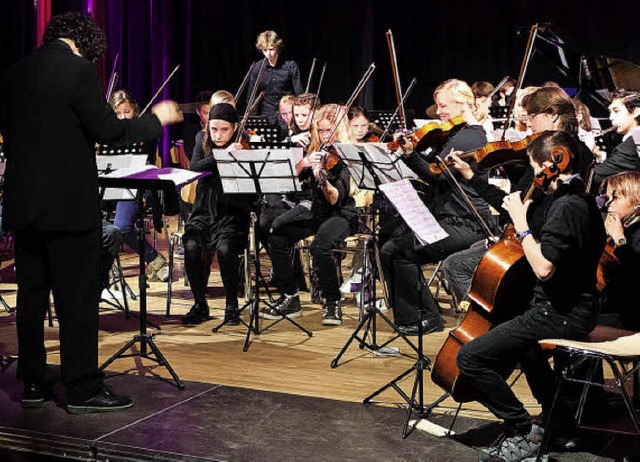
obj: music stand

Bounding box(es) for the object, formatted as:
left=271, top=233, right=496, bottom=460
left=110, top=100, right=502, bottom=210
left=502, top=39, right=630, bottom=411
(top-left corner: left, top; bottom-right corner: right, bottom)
left=332, top=143, right=449, bottom=438
left=97, top=167, right=208, bottom=389
left=330, top=143, right=423, bottom=366
left=210, top=148, right=313, bottom=352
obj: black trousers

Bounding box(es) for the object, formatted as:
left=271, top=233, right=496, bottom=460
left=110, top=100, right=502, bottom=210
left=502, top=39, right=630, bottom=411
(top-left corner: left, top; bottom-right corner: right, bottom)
left=182, top=227, right=247, bottom=308
left=268, top=215, right=352, bottom=303
left=379, top=220, right=484, bottom=325
left=456, top=300, right=597, bottom=434
left=14, top=228, right=103, bottom=401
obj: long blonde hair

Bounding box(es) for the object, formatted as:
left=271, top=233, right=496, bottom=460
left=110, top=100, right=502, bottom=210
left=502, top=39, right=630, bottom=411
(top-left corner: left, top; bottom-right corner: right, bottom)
left=307, top=104, right=355, bottom=152
left=434, top=79, right=487, bottom=124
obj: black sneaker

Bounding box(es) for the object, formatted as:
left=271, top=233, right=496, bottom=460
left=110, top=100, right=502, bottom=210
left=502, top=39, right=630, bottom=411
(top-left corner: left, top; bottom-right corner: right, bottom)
left=259, top=294, right=302, bottom=320
left=322, top=300, right=342, bottom=326
left=67, top=385, right=133, bottom=414
left=181, top=303, right=210, bottom=325
left=21, top=382, right=54, bottom=409
left=478, top=433, right=540, bottom=462
left=224, top=305, right=241, bottom=326
left=396, top=317, right=444, bottom=336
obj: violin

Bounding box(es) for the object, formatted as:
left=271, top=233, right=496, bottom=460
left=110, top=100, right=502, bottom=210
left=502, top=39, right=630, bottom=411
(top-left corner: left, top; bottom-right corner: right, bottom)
left=428, top=132, right=542, bottom=175
left=360, top=132, right=380, bottom=143
left=386, top=116, right=467, bottom=152
left=597, top=205, right=640, bottom=291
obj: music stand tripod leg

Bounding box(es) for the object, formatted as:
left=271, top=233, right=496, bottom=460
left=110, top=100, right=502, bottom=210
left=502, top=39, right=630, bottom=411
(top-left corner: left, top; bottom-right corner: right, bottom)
left=362, top=313, right=432, bottom=438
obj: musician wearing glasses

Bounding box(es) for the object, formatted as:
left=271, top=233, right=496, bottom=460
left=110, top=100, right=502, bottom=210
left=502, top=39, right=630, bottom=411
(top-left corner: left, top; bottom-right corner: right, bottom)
left=443, top=87, right=595, bottom=306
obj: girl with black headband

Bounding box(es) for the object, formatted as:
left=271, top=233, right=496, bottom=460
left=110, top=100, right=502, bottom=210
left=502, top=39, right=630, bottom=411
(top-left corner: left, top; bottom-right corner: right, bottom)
left=181, top=103, right=254, bottom=326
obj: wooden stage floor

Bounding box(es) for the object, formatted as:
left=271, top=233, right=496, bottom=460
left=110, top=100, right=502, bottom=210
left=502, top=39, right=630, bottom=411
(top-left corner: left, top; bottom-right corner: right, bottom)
left=0, top=226, right=632, bottom=460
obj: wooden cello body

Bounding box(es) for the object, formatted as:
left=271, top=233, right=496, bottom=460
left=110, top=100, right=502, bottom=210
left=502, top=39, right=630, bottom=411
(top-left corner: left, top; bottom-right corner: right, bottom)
left=431, top=226, right=536, bottom=402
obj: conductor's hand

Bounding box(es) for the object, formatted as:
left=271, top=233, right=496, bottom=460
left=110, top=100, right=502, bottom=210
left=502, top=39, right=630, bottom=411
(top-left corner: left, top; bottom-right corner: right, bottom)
left=152, top=100, right=184, bottom=126
left=446, top=151, right=474, bottom=180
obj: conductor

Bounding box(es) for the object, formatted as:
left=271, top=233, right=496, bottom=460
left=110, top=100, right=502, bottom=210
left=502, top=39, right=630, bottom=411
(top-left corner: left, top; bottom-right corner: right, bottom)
left=0, top=12, right=183, bottom=413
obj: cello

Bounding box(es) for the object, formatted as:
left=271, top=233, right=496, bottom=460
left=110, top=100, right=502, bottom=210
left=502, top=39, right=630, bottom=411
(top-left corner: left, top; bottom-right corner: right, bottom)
left=431, top=185, right=538, bottom=402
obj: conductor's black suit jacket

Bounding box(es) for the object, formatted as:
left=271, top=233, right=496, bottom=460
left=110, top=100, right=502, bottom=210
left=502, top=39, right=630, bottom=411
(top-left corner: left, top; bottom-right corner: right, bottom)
left=0, top=39, right=162, bottom=232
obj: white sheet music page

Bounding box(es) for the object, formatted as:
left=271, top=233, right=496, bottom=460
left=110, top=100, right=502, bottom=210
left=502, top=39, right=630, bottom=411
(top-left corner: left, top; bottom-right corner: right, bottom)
left=157, top=168, right=202, bottom=188
left=379, top=179, right=448, bottom=245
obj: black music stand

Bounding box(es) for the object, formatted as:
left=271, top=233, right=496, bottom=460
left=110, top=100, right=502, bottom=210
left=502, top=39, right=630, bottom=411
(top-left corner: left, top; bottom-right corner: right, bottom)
left=332, top=143, right=449, bottom=438
left=209, top=148, right=313, bottom=352
left=97, top=168, right=206, bottom=389
left=329, top=143, right=422, bottom=366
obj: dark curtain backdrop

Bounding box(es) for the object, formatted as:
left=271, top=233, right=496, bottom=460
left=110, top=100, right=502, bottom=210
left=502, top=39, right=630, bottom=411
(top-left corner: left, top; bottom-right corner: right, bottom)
left=3, top=0, right=640, bottom=154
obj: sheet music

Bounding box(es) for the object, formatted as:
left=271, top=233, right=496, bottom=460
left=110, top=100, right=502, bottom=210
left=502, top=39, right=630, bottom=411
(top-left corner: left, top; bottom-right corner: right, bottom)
left=157, top=168, right=203, bottom=188
left=212, top=148, right=302, bottom=194
left=96, top=155, right=149, bottom=200
left=333, top=143, right=416, bottom=190
left=379, top=179, right=448, bottom=246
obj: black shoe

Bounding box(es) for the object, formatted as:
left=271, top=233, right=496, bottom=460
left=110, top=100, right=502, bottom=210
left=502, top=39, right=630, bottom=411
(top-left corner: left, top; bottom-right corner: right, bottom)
left=67, top=385, right=133, bottom=414
left=224, top=305, right=241, bottom=326
left=396, top=317, right=443, bottom=336
left=260, top=294, right=302, bottom=320
left=21, top=383, right=54, bottom=409
left=181, top=303, right=210, bottom=325
left=322, top=300, right=342, bottom=326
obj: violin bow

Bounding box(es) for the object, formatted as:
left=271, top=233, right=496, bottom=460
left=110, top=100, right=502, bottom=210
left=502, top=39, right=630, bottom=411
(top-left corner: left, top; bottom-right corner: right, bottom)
left=380, top=77, right=417, bottom=141
left=234, top=64, right=254, bottom=102
left=318, top=63, right=376, bottom=152
left=436, top=154, right=497, bottom=240
left=235, top=91, right=265, bottom=143
left=139, top=64, right=181, bottom=116
left=316, top=63, right=327, bottom=98
left=488, top=75, right=510, bottom=100
left=242, top=58, right=267, bottom=119
left=105, top=52, right=119, bottom=102
left=305, top=57, right=317, bottom=93
left=501, top=24, right=539, bottom=140
left=386, top=30, right=406, bottom=131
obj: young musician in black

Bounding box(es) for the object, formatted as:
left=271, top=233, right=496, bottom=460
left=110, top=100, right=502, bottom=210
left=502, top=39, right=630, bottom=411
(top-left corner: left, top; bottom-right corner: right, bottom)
left=456, top=131, right=606, bottom=462
left=382, top=79, right=494, bottom=335
left=598, top=171, right=640, bottom=330
left=591, top=89, right=640, bottom=191
left=261, top=104, right=357, bottom=326
left=181, top=103, right=253, bottom=326
left=246, top=30, right=302, bottom=123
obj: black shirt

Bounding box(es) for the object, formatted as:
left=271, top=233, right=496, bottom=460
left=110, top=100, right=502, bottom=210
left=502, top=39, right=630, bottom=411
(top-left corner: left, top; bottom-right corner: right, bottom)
left=592, top=135, right=640, bottom=192
left=534, top=178, right=606, bottom=311
left=247, top=57, right=302, bottom=122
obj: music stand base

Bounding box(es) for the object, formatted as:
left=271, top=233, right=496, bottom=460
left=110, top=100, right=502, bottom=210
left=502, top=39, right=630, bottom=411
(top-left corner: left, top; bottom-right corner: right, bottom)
left=363, top=356, right=432, bottom=438
left=99, top=334, right=185, bottom=389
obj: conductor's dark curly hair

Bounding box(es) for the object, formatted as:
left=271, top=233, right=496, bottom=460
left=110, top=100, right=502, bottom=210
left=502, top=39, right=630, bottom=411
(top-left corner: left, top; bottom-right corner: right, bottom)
left=42, top=12, right=106, bottom=62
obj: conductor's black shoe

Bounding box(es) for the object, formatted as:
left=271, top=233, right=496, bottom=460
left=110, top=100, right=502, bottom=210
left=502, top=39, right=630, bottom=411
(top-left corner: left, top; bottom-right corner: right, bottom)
left=224, top=305, right=241, bottom=326
left=181, top=303, right=210, bottom=325
left=21, top=383, right=54, bottom=409
left=396, top=317, right=444, bottom=336
left=67, top=385, right=133, bottom=414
